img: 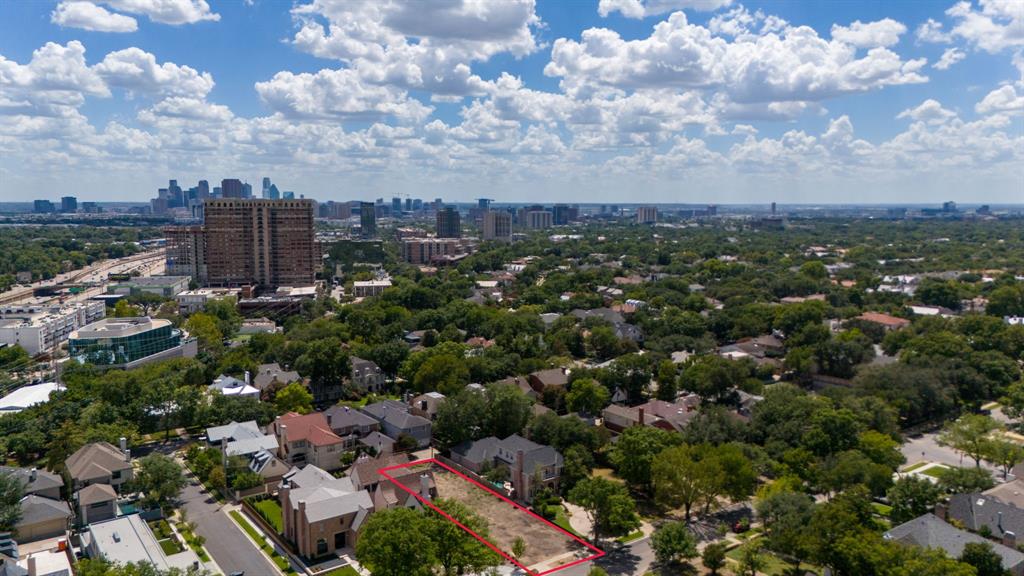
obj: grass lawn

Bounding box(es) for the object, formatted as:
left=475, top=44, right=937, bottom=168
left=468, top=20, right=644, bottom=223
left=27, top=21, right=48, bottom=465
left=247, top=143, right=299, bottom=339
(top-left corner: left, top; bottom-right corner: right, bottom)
left=591, top=468, right=625, bottom=484
left=230, top=510, right=297, bottom=575
left=254, top=499, right=284, bottom=533
left=320, top=567, right=360, bottom=576
left=902, top=461, right=929, bottom=473
left=552, top=506, right=581, bottom=537
left=872, top=502, right=893, bottom=517
left=921, top=466, right=948, bottom=478
left=616, top=530, right=644, bottom=544
left=158, top=538, right=183, bottom=555
left=726, top=547, right=818, bottom=576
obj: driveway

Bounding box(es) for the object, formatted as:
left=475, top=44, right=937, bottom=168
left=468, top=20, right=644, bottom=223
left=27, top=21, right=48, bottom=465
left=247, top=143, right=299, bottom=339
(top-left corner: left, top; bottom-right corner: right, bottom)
left=180, top=479, right=279, bottom=576
left=901, top=431, right=998, bottom=475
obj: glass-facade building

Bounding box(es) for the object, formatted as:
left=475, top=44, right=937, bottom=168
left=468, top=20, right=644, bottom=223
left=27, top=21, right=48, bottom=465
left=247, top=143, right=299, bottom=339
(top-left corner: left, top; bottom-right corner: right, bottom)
left=68, top=318, right=184, bottom=366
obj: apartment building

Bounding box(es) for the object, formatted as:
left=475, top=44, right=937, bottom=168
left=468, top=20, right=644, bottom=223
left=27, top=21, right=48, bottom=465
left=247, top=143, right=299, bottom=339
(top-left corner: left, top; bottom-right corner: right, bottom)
left=0, top=301, right=105, bottom=356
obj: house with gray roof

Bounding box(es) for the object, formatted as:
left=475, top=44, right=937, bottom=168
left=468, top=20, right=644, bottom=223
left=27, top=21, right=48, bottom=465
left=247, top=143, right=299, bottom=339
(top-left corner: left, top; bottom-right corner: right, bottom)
left=945, top=493, right=1024, bottom=547
left=65, top=441, right=132, bottom=492
left=0, top=467, right=62, bottom=500
left=450, top=434, right=563, bottom=503
left=75, top=483, right=117, bottom=525
left=279, top=465, right=373, bottom=559
left=360, top=401, right=431, bottom=448
left=885, top=513, right=1024, bottom=576
left=323, top=405, right=380, bottom=448
left=14, top=495, right=72, bottom=542
left=350, top=357, right=386, bottom=394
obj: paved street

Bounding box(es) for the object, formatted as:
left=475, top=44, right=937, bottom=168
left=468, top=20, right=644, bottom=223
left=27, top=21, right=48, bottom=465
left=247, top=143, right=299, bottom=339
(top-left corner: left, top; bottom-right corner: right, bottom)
left=901, top=430, right=999, bottom=474
left=559, top=537, right=654, bottom=576
left=180, top=479, right=279, bottom=576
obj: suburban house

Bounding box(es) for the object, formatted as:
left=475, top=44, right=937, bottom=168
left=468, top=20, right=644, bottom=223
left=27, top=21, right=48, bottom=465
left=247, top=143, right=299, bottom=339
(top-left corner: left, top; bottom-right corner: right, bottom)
left=409, top=392, right=445, bottom=421
left=359, top=431, right=396, bottom=456
left=323, top=405, right=380, bottom=448
left=449, top=434, right=563, bottom=502
left=75, top=483, right=118, bottom=525
left=206, top=420, right=285, bottom=482
left=83, top=514, right=202, bottom=572
left=360, top=401, right=432, bottom=448
left=350, top=358, right=386, bottom=394
left=279, top=466, right=373, bottom=559
left=527, top=368, right=570, bottom=395
left=373, top=469, right=436, bottom=511
left=494, top=376, right=538, bottom=400
left=943, top=492, right=1024, bottom=545
left=601, top=395, right=700, bottom=433
left=14, top=495, right=72, bottom=542
left=0, top=467, right=62, bottom=500
left=65, top=441, right=133, bottom=492
left=349, top=454, right=412, bottom=492
left=253, top=363, right=303, bottom=396
left=569, top=308, right=644, bottom=342
left=209, top=374, right=260, bottom=399
left=271, top=412, right=345, bottom=472
left=885, top=514, right=1024, bottom=576
left=856, top=312, right=912, bottom=331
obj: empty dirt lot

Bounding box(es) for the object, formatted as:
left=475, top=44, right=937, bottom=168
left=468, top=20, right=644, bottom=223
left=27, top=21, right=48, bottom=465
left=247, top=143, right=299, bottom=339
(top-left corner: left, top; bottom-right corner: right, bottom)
left=428, top=466, right=588, bottom=570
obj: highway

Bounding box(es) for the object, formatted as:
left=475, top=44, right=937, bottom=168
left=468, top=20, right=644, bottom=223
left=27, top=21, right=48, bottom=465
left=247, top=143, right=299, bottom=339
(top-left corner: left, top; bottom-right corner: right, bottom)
left=0, top=248, right=166, bottom=306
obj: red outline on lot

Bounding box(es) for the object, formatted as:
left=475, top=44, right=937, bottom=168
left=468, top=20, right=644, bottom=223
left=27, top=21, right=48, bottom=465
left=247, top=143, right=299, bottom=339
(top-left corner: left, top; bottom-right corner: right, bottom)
left=379, top=458, right=604, bottom=575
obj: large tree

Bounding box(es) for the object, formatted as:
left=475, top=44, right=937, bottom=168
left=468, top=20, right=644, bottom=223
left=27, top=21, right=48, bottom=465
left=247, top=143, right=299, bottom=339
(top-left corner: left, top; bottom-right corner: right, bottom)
left=887, top=476, right=942, bottom=525
left=428, top=499, right=501, bottom=576
left=565, top=378, right=610, bottom=416
left=938, top=414, right=1001, bottom=468
left=0, top=471, right=24, bottom=531
left=134, top=453, right=186, bottom=509
left=610, top=426, right=682, bottom=491
left=651, top=521, right=698, bottom=566
left=273, top=382, right=314, bottom=415
left=356, top=508, right=437, bottom=576
left=568, top=477, right=640, bottom=544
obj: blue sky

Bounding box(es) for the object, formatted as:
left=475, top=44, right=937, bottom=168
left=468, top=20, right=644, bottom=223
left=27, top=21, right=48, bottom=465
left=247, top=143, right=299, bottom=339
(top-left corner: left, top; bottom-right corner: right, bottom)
left=0, top=0, right=1021, bottom=204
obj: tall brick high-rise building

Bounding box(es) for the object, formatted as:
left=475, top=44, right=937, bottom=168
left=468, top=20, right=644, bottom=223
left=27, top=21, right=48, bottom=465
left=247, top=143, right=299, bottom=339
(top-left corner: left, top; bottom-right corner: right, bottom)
left=165, top=199, right=319, bottom=288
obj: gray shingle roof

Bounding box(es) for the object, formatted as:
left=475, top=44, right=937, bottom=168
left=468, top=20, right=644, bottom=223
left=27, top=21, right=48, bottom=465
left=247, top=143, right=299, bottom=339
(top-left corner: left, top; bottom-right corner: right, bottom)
left=885, top=513, right=1024, bottom=572
left=361, top=401, right=430, bottom=430
left=948, top=493, right=1024, bottom=538
left=77, top=483, right=117, bottom=506
left=65, top=442, right=131, bottom=481
left=0, top=466, right=63, bottom=495
left=324, top=405, right=378, bottom=430
left=17, top=495, right=72, bottom=526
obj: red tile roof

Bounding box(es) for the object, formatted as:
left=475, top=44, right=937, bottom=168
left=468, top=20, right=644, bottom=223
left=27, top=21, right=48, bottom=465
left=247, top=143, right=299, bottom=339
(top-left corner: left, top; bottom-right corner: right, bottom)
left=276, top=412, right=343, bottom=447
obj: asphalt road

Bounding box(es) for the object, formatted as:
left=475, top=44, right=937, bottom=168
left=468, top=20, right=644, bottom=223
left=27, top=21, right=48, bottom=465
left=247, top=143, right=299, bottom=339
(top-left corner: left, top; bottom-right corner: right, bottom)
left=180, top=479, right=279, bottom=576
left=559, top=537, right=654, bottom=576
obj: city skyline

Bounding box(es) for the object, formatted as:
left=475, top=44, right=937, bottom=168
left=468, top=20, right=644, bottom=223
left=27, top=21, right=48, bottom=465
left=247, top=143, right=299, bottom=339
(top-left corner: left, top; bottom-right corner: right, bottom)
left=1, top=0, right=1022, bottom=203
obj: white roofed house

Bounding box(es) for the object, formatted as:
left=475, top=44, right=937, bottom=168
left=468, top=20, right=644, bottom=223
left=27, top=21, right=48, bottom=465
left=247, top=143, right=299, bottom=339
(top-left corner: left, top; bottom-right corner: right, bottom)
left=208, top=374, right=260, bottom=399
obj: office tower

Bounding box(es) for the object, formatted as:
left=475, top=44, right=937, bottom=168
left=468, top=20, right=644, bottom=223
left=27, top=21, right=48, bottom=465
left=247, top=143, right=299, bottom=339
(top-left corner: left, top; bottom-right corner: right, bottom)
left=706, top=204, right=717, bottom=216
left=221, top=179, right=243, bottom=198
left=197, top=180, right=210, bottom=199
left=483, top=210, right=512, bottom=242
left=413, top=199, right=422, bottom=211
left=242, top=182, right=253, bottom=199
left=525, top=210, right=553, bottom=229
left=771, top=202, right=777, bottom=215
left=477, top=198, right=491, bottom=210
left=165, top=199, right=318, bottom=288
left=168, top=180, right=183, bottom=208
left=392, top=197, right=402, bottom=216
left=405, top=198, right=412, bottom=212
left=433, top=198, right=443, bottom=212
left=436, top=206, right=461, bottom=238
left=360, top=202, right=377, bottom=238
left=943, top=201, right=958, bottom=213
left=212, top=186, right=222, bottom=198
left=262, top=177, right=271, bottom=197
left=150, top=197, right=169, bottom=215
left=283, top=191, right=295, bottom=199
left=636, top=206, right=658, bottom=224
left=553, top=204, right=572, bottom=225
left=33, top=199, right=54, bottom=214
left=81, top=202, right=100, bottom=213
left=60, top=196, right=78, bottom=213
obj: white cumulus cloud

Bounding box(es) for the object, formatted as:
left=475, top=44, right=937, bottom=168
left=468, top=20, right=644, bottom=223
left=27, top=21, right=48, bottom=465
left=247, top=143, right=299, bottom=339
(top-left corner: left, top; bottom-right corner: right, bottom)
left=51, top=1, right=138, bottom=32
left=598, top=0, right=732, bottom=19
left=831, top=19, right=907, bottom=48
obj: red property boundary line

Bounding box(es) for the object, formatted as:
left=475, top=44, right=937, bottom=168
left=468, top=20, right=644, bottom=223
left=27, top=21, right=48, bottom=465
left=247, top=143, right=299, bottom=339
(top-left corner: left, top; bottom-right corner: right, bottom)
left=379, top=458, right=604, bottom=576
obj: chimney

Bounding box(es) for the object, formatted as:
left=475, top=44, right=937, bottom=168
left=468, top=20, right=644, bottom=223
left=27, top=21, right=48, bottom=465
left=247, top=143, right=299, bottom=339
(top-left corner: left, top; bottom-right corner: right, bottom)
left=119, top=437, right=127, bottom=453
left=1004, top=531, right=1017, bottom=549
left=420, top=474, right=432, bottom=500
left=280, top=424, right=288, bottom=445
left=124, top=449, right=131, bottom=462
left=27, top=555, right=37, bottom=576
left=934, top=502, right=947, bottom=520
left=245, top=371, right=250, bottom=385
left=638, top=407, right=645, bottom=426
